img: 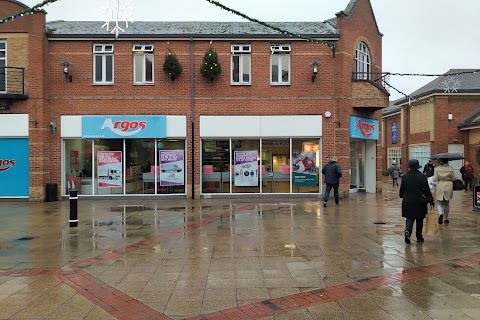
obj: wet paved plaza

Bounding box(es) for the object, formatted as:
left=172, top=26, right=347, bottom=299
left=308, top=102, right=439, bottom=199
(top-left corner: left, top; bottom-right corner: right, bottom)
left=0, top=183, right=479, bottom=320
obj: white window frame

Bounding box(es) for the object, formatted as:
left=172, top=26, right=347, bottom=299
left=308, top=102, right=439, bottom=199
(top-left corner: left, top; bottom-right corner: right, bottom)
left=409, top=145, right=431, bottom=170
left=387, top=147, right=401, bottom=168
left=132, top=44, right=154, bottom=84
left=230, top=44, right=251, bottom=85
left=93, top=44, right=114, bottom=84
left=0, top=40, right=6, bottom=93
left=355, top=42, right=371, bottom=80
left=270, top=44, right=291, bottom=85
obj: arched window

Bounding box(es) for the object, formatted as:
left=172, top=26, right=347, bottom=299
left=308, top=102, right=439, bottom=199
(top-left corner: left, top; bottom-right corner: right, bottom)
left=355, top=42, right=371, bottom=80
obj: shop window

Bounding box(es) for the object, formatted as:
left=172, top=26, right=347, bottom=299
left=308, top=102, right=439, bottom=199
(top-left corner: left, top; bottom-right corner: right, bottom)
left=232, top=140, right=260, bottom=194
left=231, top=44, right=251, bottom=85
left=409, top=145, right=431, bottom=170
left=94, top=139, right=124, bottom=195
left=64, top=139, right=93, bottom=195
left=354, top=42, right=371, bottom=80
left=93, top=44, right=114, bottom=84
left=156, top=139, right=186, bottom=194
left=387, top=148, right=401, bottom=168
left=133, top=44, right=154, bottom=84
left=261, top=139, right=290, bottom=193
left=292, top=139, right=320, bottom=193
left=270, top=44, right=290, bottom=85
left=201, top=140, right=230, bottom=193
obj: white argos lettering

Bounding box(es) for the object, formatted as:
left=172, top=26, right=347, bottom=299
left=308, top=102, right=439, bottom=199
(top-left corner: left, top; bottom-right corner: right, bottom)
left=100, top=118, right=146, bottom=136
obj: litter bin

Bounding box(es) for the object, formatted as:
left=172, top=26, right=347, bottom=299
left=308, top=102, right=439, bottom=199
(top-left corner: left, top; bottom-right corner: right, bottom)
left=45, top=183, right=58, bottom=202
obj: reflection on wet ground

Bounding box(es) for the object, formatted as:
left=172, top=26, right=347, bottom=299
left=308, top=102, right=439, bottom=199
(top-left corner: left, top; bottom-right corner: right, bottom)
left=0, top=182, right=479, bottom=319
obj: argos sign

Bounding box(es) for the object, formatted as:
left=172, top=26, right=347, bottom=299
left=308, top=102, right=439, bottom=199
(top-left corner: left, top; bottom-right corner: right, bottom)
left=0, top=159, right=16, bottom=172
left=349, top=116, right=379, bottom=140
left=82, top=116, right=166, bottom=138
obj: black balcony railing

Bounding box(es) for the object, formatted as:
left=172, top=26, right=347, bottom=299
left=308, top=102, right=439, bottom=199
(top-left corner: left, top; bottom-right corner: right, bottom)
left=352, top=72, right=390, bottom=94
left=0, top=66, right=26, bottom=96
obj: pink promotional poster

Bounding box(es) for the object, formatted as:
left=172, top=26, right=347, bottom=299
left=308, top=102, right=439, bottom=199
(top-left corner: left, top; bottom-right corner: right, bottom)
left=97, top=151, right=123, bottom=188
left=160, top=150, right=184, bottom=186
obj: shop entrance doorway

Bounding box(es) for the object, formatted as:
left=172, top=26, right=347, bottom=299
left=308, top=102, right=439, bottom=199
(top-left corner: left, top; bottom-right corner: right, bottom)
left=349, top=140, right=366, bottom=192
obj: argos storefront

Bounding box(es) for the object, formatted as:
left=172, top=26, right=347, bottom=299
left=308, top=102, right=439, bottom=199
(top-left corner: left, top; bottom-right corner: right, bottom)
left=349, top=116, right=379, bottom=194
left=0, top=114, right=29, bottom=198
left=61, top=115, right=186, bottom=197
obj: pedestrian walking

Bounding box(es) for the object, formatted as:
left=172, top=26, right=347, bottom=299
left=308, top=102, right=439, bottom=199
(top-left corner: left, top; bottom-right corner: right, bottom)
left=432, top=158, right=456, bottom=224
left=423, top=159, right=435, bottom=178
left=388, top=161, right=400, bottom=186
left=400, top=159, right=434, bottom=244
left=322, top=156, right=342, bottom=207
left=460, top=161, right=474, bottom=191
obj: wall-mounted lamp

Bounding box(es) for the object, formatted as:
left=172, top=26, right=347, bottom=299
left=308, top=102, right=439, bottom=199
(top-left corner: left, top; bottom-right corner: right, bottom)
left=63, top=61, right=73, bottom=82
left=50, top=121, right=57, bottom=133
left=324, top=111, right=332, bottom=118
left=448, top=112, right=453, bottom=121
left=311, top=61, right=319, bottom=82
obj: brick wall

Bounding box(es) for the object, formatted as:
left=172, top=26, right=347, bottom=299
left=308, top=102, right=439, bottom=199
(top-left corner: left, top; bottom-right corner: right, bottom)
left=1, top=0, right=389, bottom=200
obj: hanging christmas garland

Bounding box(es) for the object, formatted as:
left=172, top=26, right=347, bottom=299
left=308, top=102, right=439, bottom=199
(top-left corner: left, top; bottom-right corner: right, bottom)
left=0, top=0, right=60, bottom=24
left=200, top=48, right=221, bottom=81
left=163, top=50, right=182, bottom=80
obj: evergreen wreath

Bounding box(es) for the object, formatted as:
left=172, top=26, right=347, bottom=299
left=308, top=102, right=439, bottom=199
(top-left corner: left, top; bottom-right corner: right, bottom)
left=200, top=48, right=221, bottom=81
left=163, top=51, right=182, bottom=80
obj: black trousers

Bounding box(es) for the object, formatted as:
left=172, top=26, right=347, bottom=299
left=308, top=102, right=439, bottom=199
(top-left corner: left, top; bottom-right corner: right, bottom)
left=406, top=217, right=424, bottom=239
left=464, top=178, right=473, bottom=191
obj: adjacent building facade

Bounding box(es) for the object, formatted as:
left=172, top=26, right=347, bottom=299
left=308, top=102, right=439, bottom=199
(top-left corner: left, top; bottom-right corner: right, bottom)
left=382, top=70, right=480, bottom=178
left=1, top=0, right=388, bottom=201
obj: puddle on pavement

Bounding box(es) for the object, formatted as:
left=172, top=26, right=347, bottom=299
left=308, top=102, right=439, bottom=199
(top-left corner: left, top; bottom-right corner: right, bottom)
left=110, top=205, right=154, bottom=213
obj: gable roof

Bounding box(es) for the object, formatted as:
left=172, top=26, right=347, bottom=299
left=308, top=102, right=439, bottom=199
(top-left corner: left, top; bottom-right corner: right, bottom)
left=335, top=0, right=382, bottom=36
left=382, top=100, right=401, bottom=117
left=458, top=109, right=480, bottom=130
left=45, top=21, right=340, bottom=39
left=395, top=69, right=480, bottom=105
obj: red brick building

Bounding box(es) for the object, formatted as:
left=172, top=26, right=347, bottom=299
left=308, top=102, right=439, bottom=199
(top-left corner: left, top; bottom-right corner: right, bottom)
left=382, top=70, right=480, bottom=179
left=1, top=0, right=388, bottom=201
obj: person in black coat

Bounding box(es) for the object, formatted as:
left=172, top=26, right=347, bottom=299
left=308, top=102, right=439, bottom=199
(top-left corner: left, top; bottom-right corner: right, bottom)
left=399, top=159, right=434, bottom=244
left=322, top=156, right=342, bottom=207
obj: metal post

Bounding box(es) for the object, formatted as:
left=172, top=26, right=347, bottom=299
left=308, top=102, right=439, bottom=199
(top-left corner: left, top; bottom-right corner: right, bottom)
left=69, top=189, right=78, bottom=227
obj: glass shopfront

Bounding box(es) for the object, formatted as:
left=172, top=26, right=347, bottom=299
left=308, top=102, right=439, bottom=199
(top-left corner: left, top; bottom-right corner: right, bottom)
left=64, top=138, right=186, bottom=196
left=62, top=115, right=186, bottom=196
left=201, top=138, right=321, bottom=194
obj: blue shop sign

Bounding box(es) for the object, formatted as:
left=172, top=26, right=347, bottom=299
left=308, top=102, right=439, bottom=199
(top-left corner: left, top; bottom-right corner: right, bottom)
left=392, top=121, right=397, bottom=144
left=0, top=138, right=29, bottom=197
left=349, top=116, right=379, bottom=140
left=82, top=116, right=166, bottom=139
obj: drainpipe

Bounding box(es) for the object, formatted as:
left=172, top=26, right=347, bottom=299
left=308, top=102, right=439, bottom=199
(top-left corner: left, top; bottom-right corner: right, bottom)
left=190, top=37, right=195, bottom=199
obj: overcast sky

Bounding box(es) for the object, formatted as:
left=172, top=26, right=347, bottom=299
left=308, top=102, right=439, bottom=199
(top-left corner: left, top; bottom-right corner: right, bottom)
left=19, top=0, right=480, bottom=101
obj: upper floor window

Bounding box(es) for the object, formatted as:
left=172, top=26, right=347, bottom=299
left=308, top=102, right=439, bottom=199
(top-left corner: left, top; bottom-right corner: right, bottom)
left=270, top=44, right=290, bottom=85
left=132, top=44, right=154, bottom=84
left=231, top=44, right=251, bottom=85
left=93, top=44, right=114, bottom=84
left=355, top=42, right=371, bottom=80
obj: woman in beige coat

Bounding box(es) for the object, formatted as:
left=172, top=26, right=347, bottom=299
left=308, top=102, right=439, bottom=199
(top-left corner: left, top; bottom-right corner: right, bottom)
left=432, top=158, right=456, bottom=224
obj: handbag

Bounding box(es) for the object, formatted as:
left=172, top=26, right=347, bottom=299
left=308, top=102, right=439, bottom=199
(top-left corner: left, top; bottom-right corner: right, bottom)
left=425, top=206, right=439, bottom=236
left=453, top=179, right=465, bottom=191
left=421, top=192, right=433, bottom=205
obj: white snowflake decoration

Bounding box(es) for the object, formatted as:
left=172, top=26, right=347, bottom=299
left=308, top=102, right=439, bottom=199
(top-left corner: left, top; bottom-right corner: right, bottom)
left=441, top=76, right=461, bottom=93
left=102, top=0, right=134, bottom=38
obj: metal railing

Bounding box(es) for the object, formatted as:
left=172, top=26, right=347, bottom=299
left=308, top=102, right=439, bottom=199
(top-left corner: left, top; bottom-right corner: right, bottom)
left=0, top=66, right=26, bottom=95
left=352, top=72, right=390, bottom=94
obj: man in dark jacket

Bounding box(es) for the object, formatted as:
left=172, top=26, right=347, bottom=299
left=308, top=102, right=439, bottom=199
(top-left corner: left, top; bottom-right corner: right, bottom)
left=400, top=159, right=434, bottom=244
left=322, top=156, right=342, bottom=207
left=422, top=159, right=435, bottom=177
left=460, top=161, right=474, bottom=191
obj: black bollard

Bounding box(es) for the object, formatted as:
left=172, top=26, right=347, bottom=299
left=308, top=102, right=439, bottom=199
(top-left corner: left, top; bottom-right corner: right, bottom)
left=69, top=189, right=78, bottom=227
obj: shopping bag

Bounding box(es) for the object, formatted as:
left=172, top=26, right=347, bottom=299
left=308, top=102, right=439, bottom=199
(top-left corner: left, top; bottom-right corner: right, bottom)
left=425, top=206, right=438, bottom=236
left=427, top=176, right=436, bottom=193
